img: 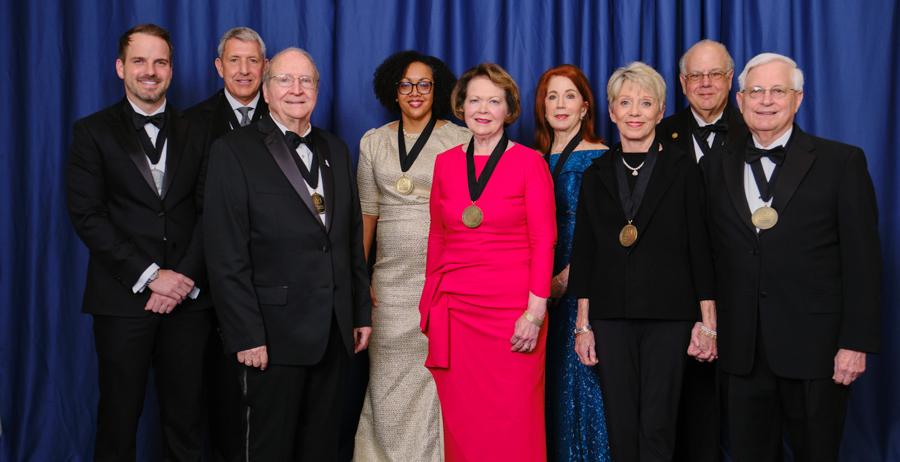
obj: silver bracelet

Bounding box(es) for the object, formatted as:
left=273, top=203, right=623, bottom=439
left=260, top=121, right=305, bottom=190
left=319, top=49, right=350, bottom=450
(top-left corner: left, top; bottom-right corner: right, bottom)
left=573, top=324, right=592, bottom=336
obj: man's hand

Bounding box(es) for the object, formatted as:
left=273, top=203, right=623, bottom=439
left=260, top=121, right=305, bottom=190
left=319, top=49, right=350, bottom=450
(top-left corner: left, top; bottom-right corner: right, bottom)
left=833, top=348, right=866, bottom=385
left=148, top=269, right=195, bottom=302
left=354, top=327, right=372, bottom=353
left=237, top=345, right=269, bottom=370
left=144, top=292, right=179, bottom=314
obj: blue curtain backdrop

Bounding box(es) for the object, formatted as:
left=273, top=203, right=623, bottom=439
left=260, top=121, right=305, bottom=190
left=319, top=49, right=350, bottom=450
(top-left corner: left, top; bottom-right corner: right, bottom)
left=1, top=0, right=897, bottom=460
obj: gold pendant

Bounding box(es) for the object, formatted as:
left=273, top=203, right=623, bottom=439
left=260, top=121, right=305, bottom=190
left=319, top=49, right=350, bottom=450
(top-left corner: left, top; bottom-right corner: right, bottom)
left=751, top=206, right=778, bottom=230
left=619, top=222, right=638, bottom=247
left=462, top=204, right=483, bottom=228
left=395, top=175, right=414, bottom=195
left=311, top=192, right=326, bottom=215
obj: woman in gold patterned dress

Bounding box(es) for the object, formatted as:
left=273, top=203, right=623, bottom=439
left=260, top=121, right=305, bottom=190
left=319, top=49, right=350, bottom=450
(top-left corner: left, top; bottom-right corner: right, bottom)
left=354, top=51, right=470, bottom=461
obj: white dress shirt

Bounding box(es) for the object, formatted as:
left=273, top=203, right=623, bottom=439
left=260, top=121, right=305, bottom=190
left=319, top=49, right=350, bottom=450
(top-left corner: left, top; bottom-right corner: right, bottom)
left=690, top=109, right=723, bottom=163
left=744, top=127, right=793, bottom=233
left=128, top=98, right=199, bottom=299
left=223, top=89, right=261, bottom=128
left=271, top=116, right=329, bottom=225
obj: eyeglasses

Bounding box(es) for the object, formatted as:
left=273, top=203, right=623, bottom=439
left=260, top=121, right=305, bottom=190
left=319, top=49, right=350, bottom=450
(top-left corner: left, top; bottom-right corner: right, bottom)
left=742, top=86, right=797, bottom=100
left=269, top=74, right=317, bottom=89
left=397, top=80, right=433, bottom=95
left=684, top=70, right=730, bottom=82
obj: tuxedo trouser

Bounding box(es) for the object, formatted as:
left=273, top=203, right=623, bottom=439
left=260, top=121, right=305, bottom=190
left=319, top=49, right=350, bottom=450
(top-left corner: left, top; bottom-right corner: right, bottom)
left=722, top=331, right=849, bottom=462
left=673, top=360, right=721, bottom=462
left=592, top=319, right=693, bottom=462
left=92, top=309, right=213, bottom=462
left=205, top=320, right=243, bottom=462
left=240, top=317, right=350, bottom=461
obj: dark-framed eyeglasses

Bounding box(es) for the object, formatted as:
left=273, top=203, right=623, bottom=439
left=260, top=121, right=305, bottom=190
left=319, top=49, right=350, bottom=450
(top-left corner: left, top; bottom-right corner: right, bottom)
left=742, top=86, right=797, bottom=100
left=269, top=74, right=317, bottom=89
left=397, top=80, right=433, bottom=95
left=684, top=70, right=730, bottom=83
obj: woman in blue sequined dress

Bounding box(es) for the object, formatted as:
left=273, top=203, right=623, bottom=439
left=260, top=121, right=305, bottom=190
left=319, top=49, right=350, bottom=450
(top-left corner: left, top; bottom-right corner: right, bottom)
left=534, top=65, right=610, bottom=462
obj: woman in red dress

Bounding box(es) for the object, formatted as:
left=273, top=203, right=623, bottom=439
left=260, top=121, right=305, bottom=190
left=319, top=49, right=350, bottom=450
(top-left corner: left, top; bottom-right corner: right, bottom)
left=419, top=63, right=556, bottom=461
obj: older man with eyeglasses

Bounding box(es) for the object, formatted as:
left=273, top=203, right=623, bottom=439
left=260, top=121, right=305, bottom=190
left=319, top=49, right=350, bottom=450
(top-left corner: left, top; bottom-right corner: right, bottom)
left=203, top=47, right=372, bottom=461
left=702, top=52, right=881, bottom=462
left=658, top=39, right=748, bottom=462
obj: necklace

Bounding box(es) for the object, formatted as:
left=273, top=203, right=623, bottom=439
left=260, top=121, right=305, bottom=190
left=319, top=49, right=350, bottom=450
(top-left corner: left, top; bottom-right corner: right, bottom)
left=621, top=156, right=645, bottom=176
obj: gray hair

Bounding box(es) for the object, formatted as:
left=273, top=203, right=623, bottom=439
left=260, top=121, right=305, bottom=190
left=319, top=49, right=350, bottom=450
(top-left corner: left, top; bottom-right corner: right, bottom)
left=263, top=47, right=321, bottom=84
left=217, top=27, right=266, bottom=58
left=607, top=61, right=666, bottom=111
left=679, top=39, right=734, bottom=75
left=738, top=52, right=804, bottom=91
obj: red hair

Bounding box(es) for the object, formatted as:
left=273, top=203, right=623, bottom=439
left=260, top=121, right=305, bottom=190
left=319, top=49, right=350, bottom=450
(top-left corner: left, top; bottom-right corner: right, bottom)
left=533, top=65, right=604, bottom=154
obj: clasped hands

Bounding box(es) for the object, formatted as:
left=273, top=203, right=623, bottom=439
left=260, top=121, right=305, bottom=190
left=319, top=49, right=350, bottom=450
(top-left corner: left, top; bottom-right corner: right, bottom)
left=144, top=269, right=195, bottom=314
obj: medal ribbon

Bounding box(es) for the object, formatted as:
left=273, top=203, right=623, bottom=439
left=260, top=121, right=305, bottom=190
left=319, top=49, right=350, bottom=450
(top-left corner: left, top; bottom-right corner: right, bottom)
left=614, top=142, right=659, bottom=222
left=546, top=127, right=583, bottom=181
left=398, top=115, right=437, bottom=173
left=465, top=132, right=509, bottom=202
left=745, top=138, right=787, bottom=202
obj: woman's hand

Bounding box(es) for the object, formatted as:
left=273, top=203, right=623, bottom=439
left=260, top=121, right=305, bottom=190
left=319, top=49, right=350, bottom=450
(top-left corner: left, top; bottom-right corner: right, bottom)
left=511, top=292, right=547, bottom=353
left=550, top=265, right=570, bottom=299
left=574, top=330, right=598, bottom=366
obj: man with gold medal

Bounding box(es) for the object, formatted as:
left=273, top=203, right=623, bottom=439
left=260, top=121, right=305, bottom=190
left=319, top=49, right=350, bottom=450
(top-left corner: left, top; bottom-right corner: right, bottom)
left=703, top=53, right=881, bottom=461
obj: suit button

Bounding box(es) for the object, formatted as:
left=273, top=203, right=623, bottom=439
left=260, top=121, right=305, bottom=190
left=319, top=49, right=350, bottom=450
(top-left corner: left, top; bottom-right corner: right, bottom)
left=760, top=291, right=768, bottom=298
left=157, top=211, right=165, bottom=217
left=322, top=245, right=329, bottom=252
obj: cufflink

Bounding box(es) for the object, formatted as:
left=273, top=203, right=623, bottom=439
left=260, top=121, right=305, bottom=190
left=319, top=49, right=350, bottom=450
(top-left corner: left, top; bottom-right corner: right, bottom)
left=672, top=132, right=679, bottom=139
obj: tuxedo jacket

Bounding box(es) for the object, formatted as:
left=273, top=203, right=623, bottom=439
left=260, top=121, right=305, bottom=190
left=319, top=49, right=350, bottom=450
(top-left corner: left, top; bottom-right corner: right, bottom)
left=657, top=103, right=746, bottom=165
left=568, top=139, right=715, bottom=321
left=66, top=99, right=211, bottom=315
left=703, top=125, right=881, bottom=379
left=185, top=89, right=268, bottom=151
left=203, top=114, right=371, bottom=366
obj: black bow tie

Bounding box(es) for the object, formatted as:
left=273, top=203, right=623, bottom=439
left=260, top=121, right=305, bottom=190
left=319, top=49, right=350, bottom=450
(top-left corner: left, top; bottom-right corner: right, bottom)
left=745, top=145, right=786, bottom=166
left=133, top=112, right=165, bottom=130
left=284, top=131, right=313, bottom=150
left=694, top=119, right=728, bottom=141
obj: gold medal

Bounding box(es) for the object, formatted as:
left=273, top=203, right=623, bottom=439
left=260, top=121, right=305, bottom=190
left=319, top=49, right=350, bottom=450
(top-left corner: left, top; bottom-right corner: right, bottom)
left=751, top=205, right=778, bottom=230
left=619, top=222, right=638, bottom=247
left=462, top=204, right=483, bottom=228
left=311, top=192, right=326, bottom=214
left=395, top=175, right=414, bottom=195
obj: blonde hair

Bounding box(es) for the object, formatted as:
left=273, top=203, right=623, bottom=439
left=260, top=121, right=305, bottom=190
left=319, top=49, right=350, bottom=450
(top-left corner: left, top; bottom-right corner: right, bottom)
left=607, top=61, right=666, bottom=111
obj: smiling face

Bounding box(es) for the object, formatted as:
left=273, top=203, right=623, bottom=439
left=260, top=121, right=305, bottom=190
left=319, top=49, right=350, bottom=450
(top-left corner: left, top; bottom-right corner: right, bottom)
left=736, top=60, right=803, bottom=144
left=263, top=50, right=318, bottom=129
left=680, top=42, right=733, bottom=119
left=463, top=76, right=509, bottom=139
left=544, top=75, right=587, bottom=133
left=116, top=33, right=172, bottom=112
left=215, top=38, right=265, bottom=105
left=397, top=61, right=435, bottom=123
left=609, top=80, right=663, bottom=148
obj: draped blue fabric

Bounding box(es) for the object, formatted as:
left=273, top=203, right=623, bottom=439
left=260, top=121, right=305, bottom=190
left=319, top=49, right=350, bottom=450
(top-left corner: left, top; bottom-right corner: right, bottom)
left=1, top=1, right=897, bottom=460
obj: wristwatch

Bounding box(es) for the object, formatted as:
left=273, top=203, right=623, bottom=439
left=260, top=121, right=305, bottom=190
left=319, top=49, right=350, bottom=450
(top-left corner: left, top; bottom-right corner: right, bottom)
left=573, top=324, right=592, bottom=336
left=145, top=269, right=160, bottom=289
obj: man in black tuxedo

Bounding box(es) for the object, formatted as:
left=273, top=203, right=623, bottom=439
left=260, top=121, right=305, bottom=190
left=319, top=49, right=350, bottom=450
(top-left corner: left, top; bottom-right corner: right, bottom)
left=657, top=39, right=743, bottom=462
left=184, top=26, right=267, bottom=462
left=204, top=47, right=372, bottom=461
left=66, top=24, right=211, bottom=461
left=703, top=52, right=881, bottom=461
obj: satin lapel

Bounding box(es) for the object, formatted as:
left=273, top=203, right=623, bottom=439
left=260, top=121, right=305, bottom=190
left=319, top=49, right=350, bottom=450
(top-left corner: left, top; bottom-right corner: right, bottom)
left=160, top=106, right=184, bottom=199
left=313, top=129, right=335, bottom=233
left=252, top=98, right=268, bottom=123
left=219, top=91, right=242, bottom=131
left=115, top=101, right=159, bottom=196
left=632, top=143, right=680, bottom=238
left=593, top=152, right=618, bottom=205
left=722, top=139, right=756, bottom=233
left=258, top=117, right=325, bottom=230
left=764, top=127, right=815, bottom=235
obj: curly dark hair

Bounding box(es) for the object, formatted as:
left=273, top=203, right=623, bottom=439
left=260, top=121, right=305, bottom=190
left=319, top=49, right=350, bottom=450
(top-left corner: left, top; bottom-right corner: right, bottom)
left=373, top=50, right=457, bottom=118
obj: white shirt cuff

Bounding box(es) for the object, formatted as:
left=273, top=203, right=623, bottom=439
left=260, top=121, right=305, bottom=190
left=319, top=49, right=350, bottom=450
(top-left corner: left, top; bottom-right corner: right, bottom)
left=133, top=263, right=161, bottom=293
left=188, top=287, right=200, bottom=299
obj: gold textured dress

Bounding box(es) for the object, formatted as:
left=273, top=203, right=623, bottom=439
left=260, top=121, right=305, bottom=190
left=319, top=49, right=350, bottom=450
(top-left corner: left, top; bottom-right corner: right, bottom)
left=353, top=121, right=471, bottom=461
